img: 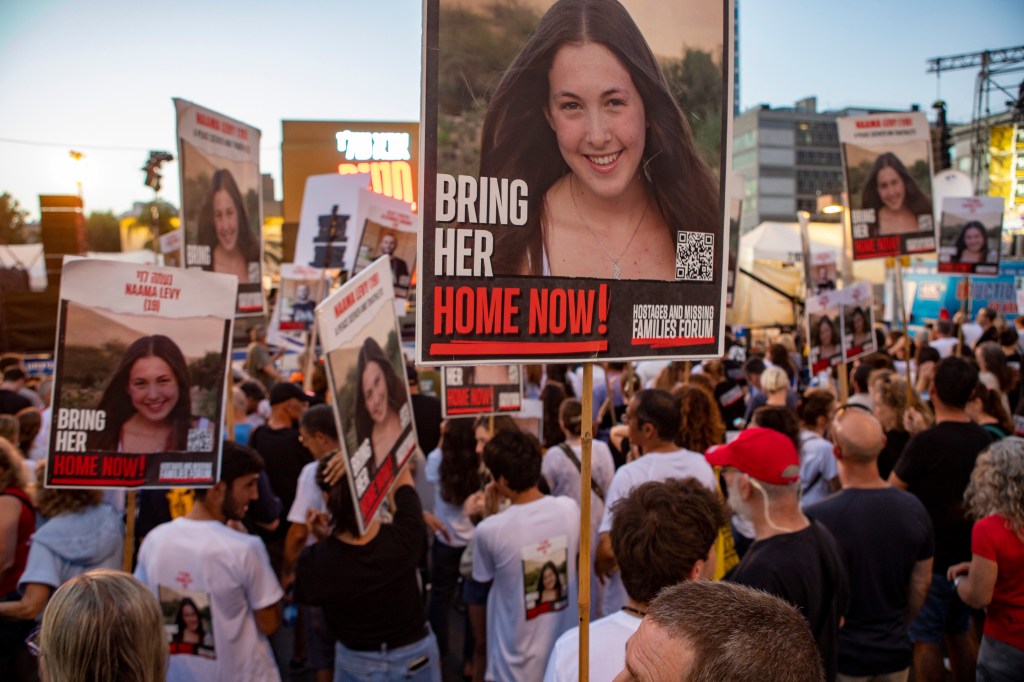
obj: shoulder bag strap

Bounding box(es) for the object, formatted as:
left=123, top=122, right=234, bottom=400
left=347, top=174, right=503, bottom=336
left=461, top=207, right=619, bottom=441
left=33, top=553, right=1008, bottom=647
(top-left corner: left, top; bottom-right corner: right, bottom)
left=557, top=443, right=606, bottom=503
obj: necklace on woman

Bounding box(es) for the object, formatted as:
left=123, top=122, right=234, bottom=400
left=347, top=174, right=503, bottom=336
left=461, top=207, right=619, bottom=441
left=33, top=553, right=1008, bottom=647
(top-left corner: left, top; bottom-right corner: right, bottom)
left=569, top=174, right=648, bottom=280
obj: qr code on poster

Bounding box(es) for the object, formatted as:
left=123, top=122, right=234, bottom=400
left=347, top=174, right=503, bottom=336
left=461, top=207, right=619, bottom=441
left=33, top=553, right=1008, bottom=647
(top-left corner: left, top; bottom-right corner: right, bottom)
left=675, top=231, right=714, bottom=281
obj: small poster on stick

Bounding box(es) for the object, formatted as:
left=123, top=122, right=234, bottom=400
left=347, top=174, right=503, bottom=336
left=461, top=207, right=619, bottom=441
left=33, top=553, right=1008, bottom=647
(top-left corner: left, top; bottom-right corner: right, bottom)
left=46, top=258, right=236, bottom=489
left=937, top=196, right=1004, bottom=276
left=839, top=282, right=876, bottom=363
left=807, top=290, right=842, bottom=374
left=838, top=111, right=935, bottom=261
left=317, top=256, right=418, bottom=534
left=441, top=365, right=524, bottom=417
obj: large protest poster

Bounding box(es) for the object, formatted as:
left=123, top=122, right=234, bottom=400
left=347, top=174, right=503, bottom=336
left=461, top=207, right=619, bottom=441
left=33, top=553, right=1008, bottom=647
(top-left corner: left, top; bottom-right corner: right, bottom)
left=418, top=0, right=734, bottom=364
left=174, top=99, right=264, bottom=316
left=317, top=256, right=418, bottom=533
left=441, top=364, right=524, bottom=417
left=46, top=258, right=236, bottom=488
left=838, top=111, right=935, bottom=261
left=839, top=282, right=876, bottom=363
left=937, top=196, right=1004, bottom=276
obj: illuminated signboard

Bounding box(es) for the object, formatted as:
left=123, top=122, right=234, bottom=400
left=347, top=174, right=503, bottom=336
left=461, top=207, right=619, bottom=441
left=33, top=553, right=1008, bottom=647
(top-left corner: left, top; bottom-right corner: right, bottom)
left=281, top=121, right=419, bottom=226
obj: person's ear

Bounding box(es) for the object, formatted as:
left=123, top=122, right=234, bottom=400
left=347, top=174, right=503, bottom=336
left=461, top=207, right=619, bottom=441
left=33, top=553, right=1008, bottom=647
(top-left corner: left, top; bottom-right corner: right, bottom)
left=543, top=104, right=555, bottom=130
left=832, top=442, right=843, bottom=462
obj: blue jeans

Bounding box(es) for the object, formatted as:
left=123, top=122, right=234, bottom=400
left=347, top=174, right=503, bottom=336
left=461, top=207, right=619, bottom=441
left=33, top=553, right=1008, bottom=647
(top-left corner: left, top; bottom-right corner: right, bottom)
left=334, top=630, right=441, bottom=682
left=977, top=635, right=1024, bottom=682
left=426, top=540, right=465, bottom=662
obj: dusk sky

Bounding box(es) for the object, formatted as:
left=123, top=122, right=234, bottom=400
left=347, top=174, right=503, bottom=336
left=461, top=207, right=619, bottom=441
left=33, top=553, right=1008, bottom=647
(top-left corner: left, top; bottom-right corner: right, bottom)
left=1, top=0, right=1020, bottom=219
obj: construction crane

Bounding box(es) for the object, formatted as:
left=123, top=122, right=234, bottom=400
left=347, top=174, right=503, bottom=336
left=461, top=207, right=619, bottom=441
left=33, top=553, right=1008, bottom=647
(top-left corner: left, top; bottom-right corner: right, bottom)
left=926, top=45, right=1024, bottom=190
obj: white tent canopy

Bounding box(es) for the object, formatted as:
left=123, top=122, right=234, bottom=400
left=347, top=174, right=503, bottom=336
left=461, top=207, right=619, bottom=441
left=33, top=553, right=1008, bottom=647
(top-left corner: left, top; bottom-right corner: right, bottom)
left=731, top=221, right=844, bottom=328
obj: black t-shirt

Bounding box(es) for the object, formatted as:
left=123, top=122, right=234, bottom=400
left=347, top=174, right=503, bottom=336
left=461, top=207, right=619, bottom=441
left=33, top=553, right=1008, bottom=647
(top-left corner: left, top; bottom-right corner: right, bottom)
left=806, top=488, right=934, bottom=676
left=878, top=429, right=910, bottom=481
left=729, top=523, right=849, bottom=682
left=0, top=389, right=31, bottom=416
left=410, top=393, right=442, bottom=455
left=294, top=486, right=428, bottom=650
left=893, top=421, right=993, bottom=572
left=248, top=424, right=312, bottom=536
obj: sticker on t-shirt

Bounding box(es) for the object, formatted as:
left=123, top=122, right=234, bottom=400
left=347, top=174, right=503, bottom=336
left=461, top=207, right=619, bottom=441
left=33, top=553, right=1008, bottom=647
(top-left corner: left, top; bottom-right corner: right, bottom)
left=522, top=535, right=569, bottom=620
left=159, top=584, right=216, bottom=659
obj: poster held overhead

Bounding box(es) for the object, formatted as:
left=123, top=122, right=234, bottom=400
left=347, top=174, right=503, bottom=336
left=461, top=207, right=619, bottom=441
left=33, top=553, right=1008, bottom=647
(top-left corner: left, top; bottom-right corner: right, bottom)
left=46, top=258, right=237, bottom=489
left=807, top=290, right=843, bottom=375
left=418, top=0, right=734, bottom=364
left=937, top=196, right=1004, bottom=276
left=838, top=111, right=936, bottom=261
left=174, top=99, right=264, bottom=316
left=441, top=364, right=524, bottom=417
left=317, top=256, right=418, bottom=535
left=352, top=189, right=418, bottom=300
left=295, top=174, right=370, bottom=276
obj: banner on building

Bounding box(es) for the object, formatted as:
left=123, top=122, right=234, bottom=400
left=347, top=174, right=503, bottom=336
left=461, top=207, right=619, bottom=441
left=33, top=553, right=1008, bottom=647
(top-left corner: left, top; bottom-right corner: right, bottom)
left=174, top=99, right=264, bottom=315
left=417, top=0, right=734, bottom=364
left=47, top=258, right=236, bottom=488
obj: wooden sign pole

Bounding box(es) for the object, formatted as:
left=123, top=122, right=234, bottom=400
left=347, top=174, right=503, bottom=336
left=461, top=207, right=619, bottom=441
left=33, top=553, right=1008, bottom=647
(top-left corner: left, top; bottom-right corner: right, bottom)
left=122, top=491, right=137, bottom=572
left=893, top=258, right=915, bottom=403
left=578, top=363, right=593, bottom=682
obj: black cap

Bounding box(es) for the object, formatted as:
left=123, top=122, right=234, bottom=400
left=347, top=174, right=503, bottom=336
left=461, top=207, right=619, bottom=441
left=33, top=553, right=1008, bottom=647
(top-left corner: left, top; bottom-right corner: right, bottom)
left=269, top=382, right=311, bottom=406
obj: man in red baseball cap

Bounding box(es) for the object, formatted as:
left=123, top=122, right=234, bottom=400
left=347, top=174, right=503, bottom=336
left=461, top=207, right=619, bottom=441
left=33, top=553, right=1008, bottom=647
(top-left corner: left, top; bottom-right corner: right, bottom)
left=706, top=428, right=848, bottom=682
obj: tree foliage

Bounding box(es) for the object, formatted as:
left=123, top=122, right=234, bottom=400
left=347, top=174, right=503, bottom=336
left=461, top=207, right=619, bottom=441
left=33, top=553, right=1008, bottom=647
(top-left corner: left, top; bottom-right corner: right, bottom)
left=0, top=192, right=30, bottom=244
left=86, top=210, right=122, bottom=252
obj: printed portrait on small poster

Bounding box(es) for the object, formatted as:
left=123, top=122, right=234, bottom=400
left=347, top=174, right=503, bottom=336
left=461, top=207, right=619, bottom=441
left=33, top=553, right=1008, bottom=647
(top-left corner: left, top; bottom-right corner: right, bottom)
left=937, top=196, right=1004, bottom=276
left=810, top=252, right=837, bottom=295
left=839, top=282, right=876, bottom=363
left=441, top=364, right=524, bottom=417
left=522, top=534, right=570, bottom=620
left=807, top=291, right=842, bottom=374
left=174, top=99, right=264, bottom=316
left=838, top=111, right=935, bottom=261
left=276, top=263, right=326, bottom=333
left=317, top=256, right=418, bottom=534
left=160, top=229, right=183, bottom=269
left=158, top=585, right=216, bottom=659
left=47, top=258, right=236, bottom=489
left=419, top=0, right=735, bottom=364
left=352, top=189, right=417, bottom=299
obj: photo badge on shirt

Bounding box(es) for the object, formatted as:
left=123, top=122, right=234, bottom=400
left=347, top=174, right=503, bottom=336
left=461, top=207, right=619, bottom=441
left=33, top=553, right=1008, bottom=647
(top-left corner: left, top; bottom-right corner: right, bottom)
left=159, top=584, right=216, bottom=659
left=523, top=535, right=569, bottom=620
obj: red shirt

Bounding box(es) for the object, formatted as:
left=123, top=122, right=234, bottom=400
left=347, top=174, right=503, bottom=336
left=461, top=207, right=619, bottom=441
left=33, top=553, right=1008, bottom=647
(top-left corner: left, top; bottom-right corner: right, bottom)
left=972, top=514, right=1024, bottom=649
left=0, top=486, right=35, bottom=596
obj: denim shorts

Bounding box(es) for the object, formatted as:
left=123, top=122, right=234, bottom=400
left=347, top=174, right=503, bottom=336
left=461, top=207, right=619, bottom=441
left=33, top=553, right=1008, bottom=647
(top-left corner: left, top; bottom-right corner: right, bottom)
left=977, top=635, right=1024, bottom=682
left=907, top=573, right=971, bottom=644
left=334, top=628, right=441, bottom=682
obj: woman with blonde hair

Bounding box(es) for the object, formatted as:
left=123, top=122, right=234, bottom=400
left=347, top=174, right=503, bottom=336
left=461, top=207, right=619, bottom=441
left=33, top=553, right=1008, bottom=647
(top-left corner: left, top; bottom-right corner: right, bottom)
left=760, top=366, right=791, bottom=408
left=36, top=569, right=166, bottom=682
left=948, top=438, right=1024, bottom=680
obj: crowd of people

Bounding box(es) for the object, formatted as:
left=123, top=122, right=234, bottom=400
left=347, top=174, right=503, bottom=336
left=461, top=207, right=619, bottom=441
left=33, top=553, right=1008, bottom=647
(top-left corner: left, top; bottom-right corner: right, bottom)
left=1, top=305, right=1023, bottom=682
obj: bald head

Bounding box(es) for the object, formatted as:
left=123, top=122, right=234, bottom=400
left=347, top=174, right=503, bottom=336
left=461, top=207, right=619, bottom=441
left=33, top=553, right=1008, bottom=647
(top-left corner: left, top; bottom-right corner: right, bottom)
left=831, top=408, right=885, bottom=463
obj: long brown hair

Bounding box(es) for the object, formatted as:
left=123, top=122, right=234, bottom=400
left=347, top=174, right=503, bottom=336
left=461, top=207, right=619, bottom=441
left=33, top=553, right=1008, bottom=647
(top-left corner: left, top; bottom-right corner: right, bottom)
left=479, top=0, right=720, bottom=275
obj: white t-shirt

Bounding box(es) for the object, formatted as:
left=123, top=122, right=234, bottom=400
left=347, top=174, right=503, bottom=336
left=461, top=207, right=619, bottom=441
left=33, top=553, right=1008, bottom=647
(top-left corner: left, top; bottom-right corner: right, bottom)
left=472, top=495, right=580, bottom=682
left=543, top=610, right=642, bottom=682
left=134, top=517, right=284, bottom=682
left=287, top=460, right=327, bottom=547
left=542, top=440, right=615, bottom=618
left=930, top=336, right=958, bottom=358
left=799, top=430, right=839, bottom=507
left=425, top=447, right=475, bottom=547
left=598, top=448, right=717, bottom=613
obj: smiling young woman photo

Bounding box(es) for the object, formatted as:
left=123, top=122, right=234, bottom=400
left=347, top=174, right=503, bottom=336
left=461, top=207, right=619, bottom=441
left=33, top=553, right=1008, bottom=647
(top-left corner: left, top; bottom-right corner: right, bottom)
left=197, top=169, right=260, bottom=283
left=861, top=152, right=932, bottom=238
left=478, top=0, right=720, bottom=281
